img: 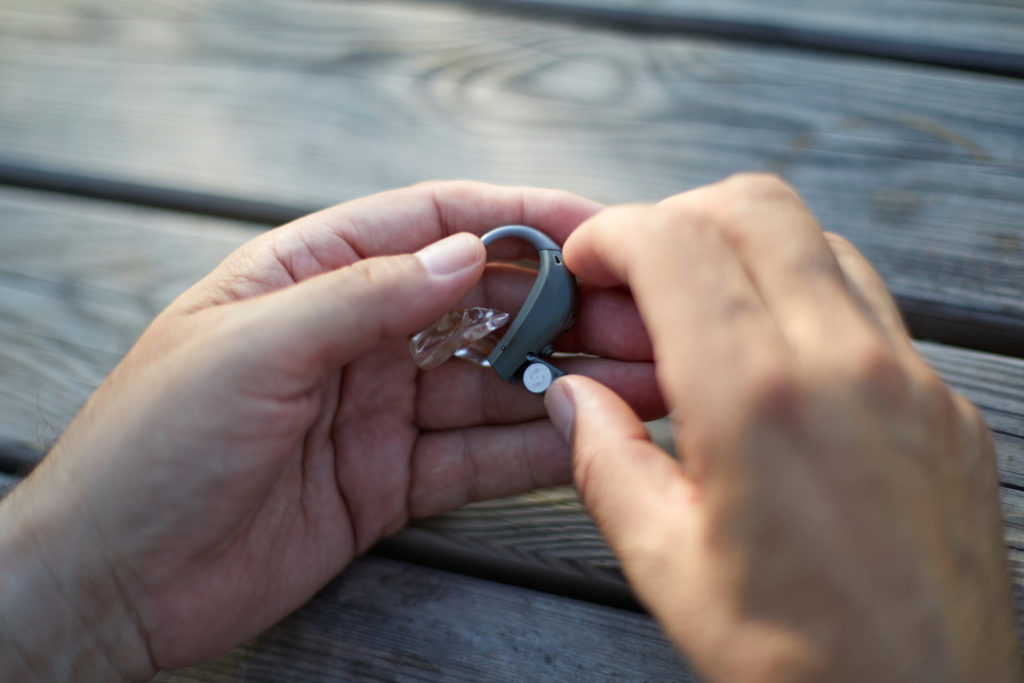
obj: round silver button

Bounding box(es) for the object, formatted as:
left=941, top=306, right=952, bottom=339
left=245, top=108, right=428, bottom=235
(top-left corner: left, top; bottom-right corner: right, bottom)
left=522, top=362, right=554, bottom=394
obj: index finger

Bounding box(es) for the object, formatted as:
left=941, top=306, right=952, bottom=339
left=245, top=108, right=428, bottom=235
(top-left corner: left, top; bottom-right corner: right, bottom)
left=284, top=181, right=603, bottom=271
left=562, top=201, right=785, bottom=418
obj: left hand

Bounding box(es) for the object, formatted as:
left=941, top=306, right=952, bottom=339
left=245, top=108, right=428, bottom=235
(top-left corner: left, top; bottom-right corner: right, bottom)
left=0, top=181, right=659, bottom=678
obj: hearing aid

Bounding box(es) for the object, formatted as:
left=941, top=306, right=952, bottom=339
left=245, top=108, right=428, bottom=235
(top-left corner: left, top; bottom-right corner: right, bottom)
left=479, top=225, right=578, bottom=394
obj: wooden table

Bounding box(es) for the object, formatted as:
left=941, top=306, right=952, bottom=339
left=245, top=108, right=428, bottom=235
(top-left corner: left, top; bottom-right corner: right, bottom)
left=2, top=1, right=1023, bottom=679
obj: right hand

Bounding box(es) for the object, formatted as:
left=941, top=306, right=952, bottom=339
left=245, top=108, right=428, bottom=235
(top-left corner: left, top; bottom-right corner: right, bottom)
left=545, top=174, right=1022, bottom=682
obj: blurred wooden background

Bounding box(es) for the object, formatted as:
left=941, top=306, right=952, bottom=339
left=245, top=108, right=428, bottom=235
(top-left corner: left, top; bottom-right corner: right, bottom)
left=1, top=1, right=1023, bottom=679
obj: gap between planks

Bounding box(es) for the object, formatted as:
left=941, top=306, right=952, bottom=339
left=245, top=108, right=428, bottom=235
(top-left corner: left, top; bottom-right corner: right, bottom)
left=155, top=555, right=696, bottom=681
left=447, top=0, right=1024, bottom=78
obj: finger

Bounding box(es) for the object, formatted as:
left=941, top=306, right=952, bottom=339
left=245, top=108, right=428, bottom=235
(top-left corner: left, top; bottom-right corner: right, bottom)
left=407, top=418, right=573, bottom=518
left=659, top=174, right=869, bottom=351
left=560, top=204, right=654, bottom=288
left=563, top=203, right=784, bottom=415
left=416, top=357, right=664, bottom=430
left=247, top=233, right=486, bottom=370
left=552, top=282, right=651, bottom=359
left=544, top=376, right=697, bottom=602
left=823, top=232, right=911, bottom=346
left=468, top=264, right=652, bottom=360
left=278, top=181, right=602, bottom=274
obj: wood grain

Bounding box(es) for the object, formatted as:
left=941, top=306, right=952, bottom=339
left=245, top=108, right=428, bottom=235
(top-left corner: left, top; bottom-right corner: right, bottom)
left=1, top=1, right=1023, bottom=351
left=464, top=0, right=1024, bottom=61
left=155, top=556, right=694, bottom=682
left=0, top=187, right=258, bottom=465
left=1, top=461, right=1020, bottom=664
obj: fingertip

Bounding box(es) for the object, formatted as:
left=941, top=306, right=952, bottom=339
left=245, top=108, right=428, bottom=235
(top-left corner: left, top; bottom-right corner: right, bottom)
left=568, top=374, right=652, bottom=444
left=414, top=232, right=485, bottom=278
left=544, top=377, right=576, bottom=444
left=563, top=204, right=653, bottom=288
left=559, top=374, right=692, bottom=566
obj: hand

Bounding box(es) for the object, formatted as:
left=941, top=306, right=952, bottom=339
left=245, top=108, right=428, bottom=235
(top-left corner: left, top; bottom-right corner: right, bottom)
left=0, top=182, right=661, bottom=679
left=545, top=174, right=1022, bottom=681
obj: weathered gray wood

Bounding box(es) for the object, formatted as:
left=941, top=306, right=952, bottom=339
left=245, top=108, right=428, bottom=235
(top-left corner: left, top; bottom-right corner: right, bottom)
left=923, top=343, right=1024, bottom=490
left=0, top=188, right=259, bottom=464
left=467, top=0, right=1024, bottom=59
left=1, top=1, right=1023, bottom=351
left=154, top=556, right=694, bottom=681
left=407, top=485, right=1024, bottom=642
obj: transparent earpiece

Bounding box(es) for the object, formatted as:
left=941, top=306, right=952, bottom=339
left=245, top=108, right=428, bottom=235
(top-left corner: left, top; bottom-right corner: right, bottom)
left=409, top=307, right=510, bottom=371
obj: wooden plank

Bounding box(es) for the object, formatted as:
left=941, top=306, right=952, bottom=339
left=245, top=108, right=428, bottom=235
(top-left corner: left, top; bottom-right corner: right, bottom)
left=463, top=0, right=1024, bottom=65
left=0, top=188, right=259, bottom=467
left=3, top=187, right=1024, bottom=621
left=404, top=485, right=1024, bottom=639
left=0, top=161, right=306, bottom=227
left=1, top=1, right=1023, bottom=352
left=155, top=556, right=693, bottom=681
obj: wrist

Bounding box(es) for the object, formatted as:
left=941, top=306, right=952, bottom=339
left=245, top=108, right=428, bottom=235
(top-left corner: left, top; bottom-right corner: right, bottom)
left=0, top=463, right=155, bottom=681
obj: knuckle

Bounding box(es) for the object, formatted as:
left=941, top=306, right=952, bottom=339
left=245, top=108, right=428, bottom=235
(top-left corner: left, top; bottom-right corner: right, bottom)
left=411, top=178, right=448, bottom=196
left=909, top=363, right=959, bottom=420
left=646, top=206, right=684, bottom=240
left=573, top=442, right=603, bottom=509
left=597, top=204, right=690, bottom=255
left=443, top=179, right=484, bottom=197
left=347, top=256, right=384, bottom=289
left=951, top=391, right=984, bottom=427
left=947, top=391, right=999, bottom=490
left=413, top=178, right=463, bottom=193
left=665, top=174, right=806, bottom=248
left=823, top=231, right=856, bottom=255
left=651, top=200, right=716, bottom=241
left=344, top=255, right=412, bottom=309
left=950, top=393, right=995, bottom=464
left=601, top=203, right=656, bottom=228
left=741, top=364, right=803, bottom=425
left=722, top=172, right=799, bottom=204
left=915, top=363, right=950, bottom=398
left=587, top=204, right=658, bottom=252
left=413, top=179, right=478, bottom=210
left=847, top=341, right=911, bottom=404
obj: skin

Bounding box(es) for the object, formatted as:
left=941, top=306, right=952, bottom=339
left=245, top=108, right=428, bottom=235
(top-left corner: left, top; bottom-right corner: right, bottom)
left=545, top=173, right=1023, bottom=682
left=1, top=175, right=1018, bottom=681
left=0, top=181, right=659, bottom=679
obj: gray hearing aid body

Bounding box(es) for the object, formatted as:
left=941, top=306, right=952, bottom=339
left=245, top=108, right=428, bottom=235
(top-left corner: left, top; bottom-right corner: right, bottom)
left=480, top=225, right=578, bottom=394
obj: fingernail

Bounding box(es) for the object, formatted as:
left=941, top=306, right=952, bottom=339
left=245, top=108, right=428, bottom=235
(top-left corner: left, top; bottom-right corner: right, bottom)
left=544, top=378, right=575, bottom=444
left=415, top=233, right=483, bottom=277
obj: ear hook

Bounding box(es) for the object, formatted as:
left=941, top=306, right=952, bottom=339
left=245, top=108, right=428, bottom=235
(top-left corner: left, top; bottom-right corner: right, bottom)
left=480, top=225, right=578, bottom=394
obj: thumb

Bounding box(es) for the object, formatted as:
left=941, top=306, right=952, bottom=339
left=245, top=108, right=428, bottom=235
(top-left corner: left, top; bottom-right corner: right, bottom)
left=545, top=375, right=697, bottom=592
left=264, top=232, right=486, bottom=366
